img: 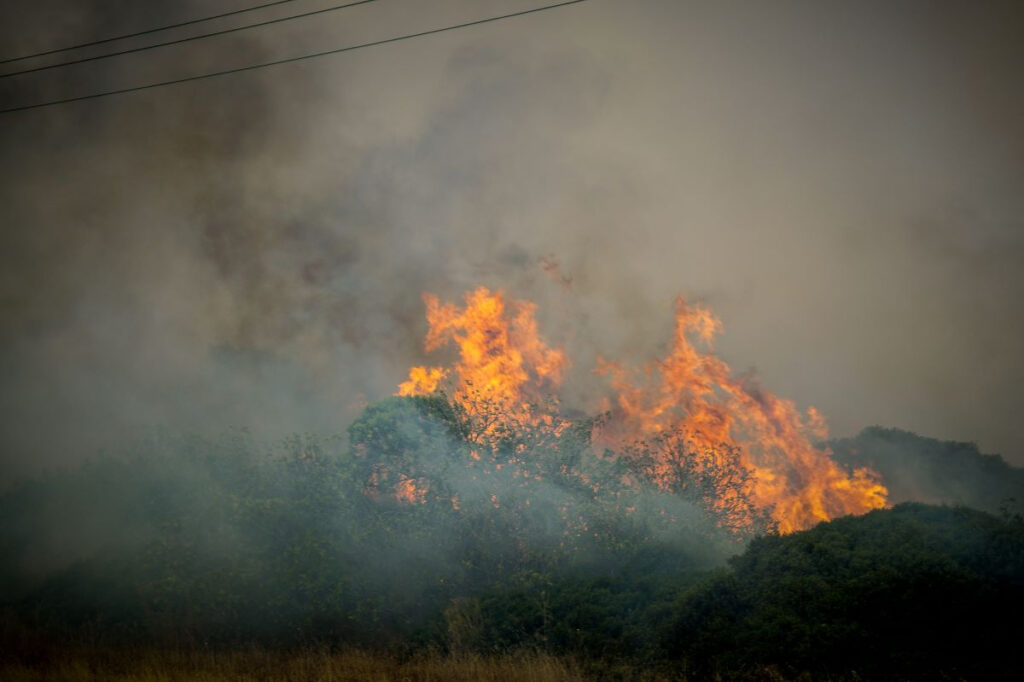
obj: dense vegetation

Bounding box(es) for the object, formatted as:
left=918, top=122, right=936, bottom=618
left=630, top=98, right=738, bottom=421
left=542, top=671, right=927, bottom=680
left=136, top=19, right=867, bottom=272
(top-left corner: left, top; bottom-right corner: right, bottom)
left=3, top=396, right=1023, bottom=679
left=1, top=395, right=736, bottom=653
left=668, top=503, right=1024, bottom=680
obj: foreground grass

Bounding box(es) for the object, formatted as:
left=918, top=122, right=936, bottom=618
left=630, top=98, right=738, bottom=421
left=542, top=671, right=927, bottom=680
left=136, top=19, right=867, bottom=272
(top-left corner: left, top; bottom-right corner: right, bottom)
left=0, top=646, right=672, bottom=682
left=0, top=643, right=895, bottom=681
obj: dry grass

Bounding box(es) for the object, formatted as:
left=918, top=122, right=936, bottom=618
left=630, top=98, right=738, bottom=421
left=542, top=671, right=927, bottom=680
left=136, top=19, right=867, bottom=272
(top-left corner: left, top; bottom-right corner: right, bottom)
left=0, top=646, right=612, bottom=682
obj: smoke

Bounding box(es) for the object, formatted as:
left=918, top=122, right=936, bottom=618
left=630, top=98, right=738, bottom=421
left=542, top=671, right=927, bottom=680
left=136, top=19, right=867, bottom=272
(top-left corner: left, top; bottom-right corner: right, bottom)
left=2, top=0, right=1024, bottom=485
left=830, top=426, right=1024, bottom=515
left=0, top=400, right=739, bottom=648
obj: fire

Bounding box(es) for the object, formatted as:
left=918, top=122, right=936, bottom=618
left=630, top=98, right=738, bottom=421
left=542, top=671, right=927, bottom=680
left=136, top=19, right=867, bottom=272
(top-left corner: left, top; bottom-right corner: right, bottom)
left=397, top=288, right=887, bottom=533
left=596, top=298, right=887, bottom=533
left=398, top=366, right=447, bottom=396
left=395, top=475, right=428, bottom=504
left=399, top=287, right=568, bottom=433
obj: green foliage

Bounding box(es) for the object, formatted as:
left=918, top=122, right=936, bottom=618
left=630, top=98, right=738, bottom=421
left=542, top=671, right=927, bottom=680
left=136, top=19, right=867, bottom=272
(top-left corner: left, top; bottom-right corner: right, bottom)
left=1, top=396, right=737, bottom=650
left=6, top=399, right=1023, bottom=679
left=666, top=503, right=1024, bottom=680
left=464, top=547, right=708, bottom=664
left=2, top=429, right=372, bottom=644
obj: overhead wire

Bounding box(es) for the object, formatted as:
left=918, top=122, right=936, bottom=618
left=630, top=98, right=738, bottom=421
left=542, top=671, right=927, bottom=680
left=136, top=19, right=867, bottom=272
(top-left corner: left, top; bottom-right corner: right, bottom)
left=0, top=0, right=304, bottom=66
left=0, top=0, right=588, bottom=116
left=0, top=0, right=381, bottom=79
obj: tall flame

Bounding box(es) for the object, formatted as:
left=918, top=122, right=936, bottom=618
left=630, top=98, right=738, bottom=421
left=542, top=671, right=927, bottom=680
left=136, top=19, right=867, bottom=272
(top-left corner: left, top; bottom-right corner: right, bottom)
left=398, top=288, right=887, bottom=533
left=596, top=298, right=887, bottom=533
left=399, top=287, right=568, bottom=425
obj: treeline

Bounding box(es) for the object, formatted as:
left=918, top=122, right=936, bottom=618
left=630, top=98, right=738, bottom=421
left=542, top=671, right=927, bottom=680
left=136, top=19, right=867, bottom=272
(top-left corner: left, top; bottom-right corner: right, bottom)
left=830, top=426, right=1024, bottom=515
left=2, top=396, right=1023, bottom=680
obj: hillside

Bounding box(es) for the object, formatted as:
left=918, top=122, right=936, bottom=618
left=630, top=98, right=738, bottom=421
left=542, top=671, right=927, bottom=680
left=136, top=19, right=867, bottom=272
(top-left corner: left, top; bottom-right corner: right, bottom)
left=831, top=427, right=1024, bottom=514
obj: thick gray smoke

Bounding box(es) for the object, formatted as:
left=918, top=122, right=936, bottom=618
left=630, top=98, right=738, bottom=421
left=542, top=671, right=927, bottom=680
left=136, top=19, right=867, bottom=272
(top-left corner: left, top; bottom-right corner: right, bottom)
left=2, top=0, right=1023, bottom=483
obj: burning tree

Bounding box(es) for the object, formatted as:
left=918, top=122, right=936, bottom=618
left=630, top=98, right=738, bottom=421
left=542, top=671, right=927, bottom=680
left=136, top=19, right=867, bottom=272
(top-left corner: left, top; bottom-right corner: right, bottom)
left=396, top=286, right=887, bottom=535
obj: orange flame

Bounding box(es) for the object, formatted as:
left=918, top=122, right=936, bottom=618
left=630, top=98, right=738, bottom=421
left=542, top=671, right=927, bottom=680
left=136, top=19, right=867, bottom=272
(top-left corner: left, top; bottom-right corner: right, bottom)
left=596, top=298, right=886, bottom=533
left=397, top=366, right=447, bottom=396
left=399, top=287, right=568, bottom=428
left=397, top=289, right=886, bottom=533
left=395, top=474, right=428, bottom=505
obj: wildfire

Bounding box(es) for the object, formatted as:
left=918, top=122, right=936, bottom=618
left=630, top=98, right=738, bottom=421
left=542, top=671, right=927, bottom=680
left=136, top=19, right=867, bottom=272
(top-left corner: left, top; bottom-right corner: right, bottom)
left=398, top=287, right=568, bottom=432
left=395, top=474, right=428, bottom=504
left=596, top=298, right=887, bottom=533
left=397, top=288, right=887, bottom=533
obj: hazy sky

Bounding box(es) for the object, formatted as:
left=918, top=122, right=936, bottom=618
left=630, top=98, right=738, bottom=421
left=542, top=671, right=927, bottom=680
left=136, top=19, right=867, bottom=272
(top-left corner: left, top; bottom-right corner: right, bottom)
left=1, top=0, right=1022, bottom=479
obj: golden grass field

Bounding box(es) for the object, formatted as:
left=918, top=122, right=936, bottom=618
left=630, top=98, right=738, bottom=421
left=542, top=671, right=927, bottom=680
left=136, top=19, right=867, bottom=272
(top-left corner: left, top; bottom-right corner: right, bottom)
left=0, top=646, right=684, bottom=682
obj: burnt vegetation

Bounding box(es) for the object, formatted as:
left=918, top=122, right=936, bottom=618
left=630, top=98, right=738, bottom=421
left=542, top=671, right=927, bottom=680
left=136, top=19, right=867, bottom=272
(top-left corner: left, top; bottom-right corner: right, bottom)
left=2, top=395, right=1023, bottom=680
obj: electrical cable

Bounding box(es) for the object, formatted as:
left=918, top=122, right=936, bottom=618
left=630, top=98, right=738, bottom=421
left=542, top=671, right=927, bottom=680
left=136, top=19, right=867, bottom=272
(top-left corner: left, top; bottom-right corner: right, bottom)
left=0, top=0, right=304, bottom=66
left=1, top=0, right=380, bottom=79
left=0, top=0, right=588, bottom=116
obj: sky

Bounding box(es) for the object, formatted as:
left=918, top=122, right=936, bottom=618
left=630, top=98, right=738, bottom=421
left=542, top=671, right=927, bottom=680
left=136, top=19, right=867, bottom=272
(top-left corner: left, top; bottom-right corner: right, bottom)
left=1, top=0, right=1022, bottom=480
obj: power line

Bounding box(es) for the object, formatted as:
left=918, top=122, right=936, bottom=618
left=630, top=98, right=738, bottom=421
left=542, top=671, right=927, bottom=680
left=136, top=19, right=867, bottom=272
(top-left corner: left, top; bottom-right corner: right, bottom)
left=0, top=0, right=381, bottom=79
left=0, top=0, right=304, bottom=66
left=0, top=0, right=588, bottom=116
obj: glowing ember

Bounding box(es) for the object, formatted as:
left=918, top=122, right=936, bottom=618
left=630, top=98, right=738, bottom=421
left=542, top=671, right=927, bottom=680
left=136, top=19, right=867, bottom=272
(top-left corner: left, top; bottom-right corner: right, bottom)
left=395, top=475, right=428, bottom=505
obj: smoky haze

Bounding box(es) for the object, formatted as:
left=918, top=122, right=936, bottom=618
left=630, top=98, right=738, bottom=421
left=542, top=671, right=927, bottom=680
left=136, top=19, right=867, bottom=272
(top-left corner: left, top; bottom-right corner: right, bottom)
left=1, top=0, right=1023, bottom=482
